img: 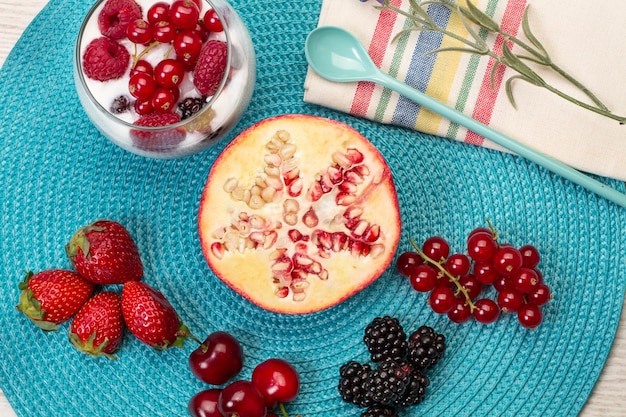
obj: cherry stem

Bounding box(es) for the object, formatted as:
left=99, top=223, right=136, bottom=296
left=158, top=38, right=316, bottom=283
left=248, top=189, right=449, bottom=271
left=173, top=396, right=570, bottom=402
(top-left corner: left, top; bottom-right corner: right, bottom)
left=277, top=403, right=302, bottom=417
left=408, top=238, right=477, bottom=312
left=485, top=217, right=499, bottom=243
left=132, top=41, right=161, bottom=67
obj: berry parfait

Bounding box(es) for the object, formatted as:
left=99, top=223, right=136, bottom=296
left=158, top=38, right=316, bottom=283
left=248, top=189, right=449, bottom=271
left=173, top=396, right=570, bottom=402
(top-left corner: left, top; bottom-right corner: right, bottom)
left=74, top=0, right=256, bottom=158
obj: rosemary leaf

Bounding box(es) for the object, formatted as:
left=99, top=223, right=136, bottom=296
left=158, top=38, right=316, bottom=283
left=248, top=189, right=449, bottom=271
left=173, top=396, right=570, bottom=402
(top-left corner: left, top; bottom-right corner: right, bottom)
left=463, top=1, right=501, bottom=32
left=521, top=6, right=550, bottom=61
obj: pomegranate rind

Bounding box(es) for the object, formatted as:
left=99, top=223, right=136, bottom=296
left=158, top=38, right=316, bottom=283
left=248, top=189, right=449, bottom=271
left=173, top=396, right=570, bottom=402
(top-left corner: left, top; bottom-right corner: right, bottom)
left=198, top=114, right=401, bottom=314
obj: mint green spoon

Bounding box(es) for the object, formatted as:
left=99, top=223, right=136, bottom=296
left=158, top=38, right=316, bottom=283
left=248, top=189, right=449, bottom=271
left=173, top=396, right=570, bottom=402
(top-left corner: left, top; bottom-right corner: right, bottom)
left=305, top=26, right=626, bottom=209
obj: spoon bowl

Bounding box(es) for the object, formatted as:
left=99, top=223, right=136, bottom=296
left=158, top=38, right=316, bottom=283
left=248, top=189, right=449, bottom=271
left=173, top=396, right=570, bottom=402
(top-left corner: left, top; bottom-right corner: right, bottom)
left=304, top=26, right=626, bottom=209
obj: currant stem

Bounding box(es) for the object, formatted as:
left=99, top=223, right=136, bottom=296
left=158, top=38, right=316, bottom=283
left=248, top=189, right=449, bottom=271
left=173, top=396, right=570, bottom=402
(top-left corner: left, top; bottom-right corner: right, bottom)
left=408, top=238, right=477, bottom=312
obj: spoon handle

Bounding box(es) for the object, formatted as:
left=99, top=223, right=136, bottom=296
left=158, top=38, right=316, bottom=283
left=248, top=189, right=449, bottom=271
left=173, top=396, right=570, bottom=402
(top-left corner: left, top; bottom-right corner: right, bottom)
left=373, top=72, right=626, bottom=209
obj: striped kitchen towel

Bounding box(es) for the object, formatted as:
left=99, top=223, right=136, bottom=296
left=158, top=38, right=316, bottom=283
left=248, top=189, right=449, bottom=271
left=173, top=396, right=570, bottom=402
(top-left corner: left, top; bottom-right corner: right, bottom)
left=303, top=0, right=626, bottom=182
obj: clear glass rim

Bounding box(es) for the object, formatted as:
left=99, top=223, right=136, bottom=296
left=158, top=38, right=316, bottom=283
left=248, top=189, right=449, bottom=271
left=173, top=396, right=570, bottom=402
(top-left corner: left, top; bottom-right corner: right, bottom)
left=74, top=0, right=233, bottom=132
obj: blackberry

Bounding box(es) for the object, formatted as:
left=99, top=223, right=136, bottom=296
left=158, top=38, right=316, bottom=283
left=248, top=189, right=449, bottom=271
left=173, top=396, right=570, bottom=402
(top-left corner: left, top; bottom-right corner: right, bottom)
left=178, top=96, right=205, bottom=120
left=407, top=325, right=446, bottom=370
left=363, top=359, right=411, bottom=405
left=109, top=95, right=130, bottom=114
left=338, top=361, right=375, bottom=408
left=363, top=316, right=407, bottom=362
left=361, top=405, right=398, bottom=417
left=395, top=369, right=429, bottom=407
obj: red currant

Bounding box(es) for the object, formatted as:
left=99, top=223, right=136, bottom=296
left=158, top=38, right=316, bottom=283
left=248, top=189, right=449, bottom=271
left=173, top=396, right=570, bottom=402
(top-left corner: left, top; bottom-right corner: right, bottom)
left=408, top=264, right=438, bottom=292
left=126, top=19, right=153, bottom=44
left=492, top=246, right=523, bottom=276
left=130, top=59, right=154, bottom=77
left=473, top=261, right=499, bottom=285
left=444, top=253, right=471, bottom=277
left=154, top=59, right=186, bottom=89
left=468, top=227, right=492, bottom=239
left=188, top=331, right=244, bottom=385
left=151, top=88, right=177, bottom=113
left=467, top=231, right=498, bottom=262
left=512, top=267, right=539, bottom=294
left=170, top=0, right=201, bottom=30
left=517, top=303, right=542, bottom=329
left=447, top=299, right=472, bottom=323
left=152, top=20, right=177, bottom=43
left=497, top=289, right=524, bottom=312
left=128, top=72, right=156, bottom=101
left=188, top=389, right=222, bottom=417
left=203, top=9, right=224, bottom=32
left=396, top=251, right=424, bottom=277
left=251, top=358, right=300, bottom=408
left=493, top=274, right=514, bottom=292
left=173, top=30, right=204, bottom=66
left=134, top=99, right=153, bottom=115
left=190, top=0, right=203, bottom=10
left=527, top=283, right=551, bottom=306
left=147, top=2, right=171, bottom=25
left=218, top=381, right=266, bottom=417
left=422, top=236, right=450, bottom=263
left=459, top=274, right=482, bottom=300
left=519, top=244, right=541, bottom=268
left=473, top=298, right=500, bottom=324
left=429, top=286, right=456, bottom=314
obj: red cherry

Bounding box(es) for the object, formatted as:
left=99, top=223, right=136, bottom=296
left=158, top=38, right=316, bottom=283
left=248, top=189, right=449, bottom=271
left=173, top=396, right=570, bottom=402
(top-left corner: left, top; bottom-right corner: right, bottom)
left=218, top=380, right=267, bottom=417
left=170, top=0, right=201, bottom=30
left=251, top=358, right=300, bottom=408
left=147, top=2, right=171, bottom=24
left=188, top=389, right=222, bottom=417
left=189, top=331, right=243, bottom=385
left=473, top=298, right=500, bottom=324
left=421, top=236, right=450, bottom=263
left=429, top=286, right=456, bottom=314
left=408, top=264, right=437, bottom=293
left=203, top=9, right=224, bottom=32
left=518, top=303, right=543, bottom=329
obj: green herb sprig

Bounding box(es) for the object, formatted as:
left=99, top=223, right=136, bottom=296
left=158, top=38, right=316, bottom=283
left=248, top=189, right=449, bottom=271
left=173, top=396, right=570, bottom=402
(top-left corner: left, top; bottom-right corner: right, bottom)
left=369, top=0, right=626, bottom=124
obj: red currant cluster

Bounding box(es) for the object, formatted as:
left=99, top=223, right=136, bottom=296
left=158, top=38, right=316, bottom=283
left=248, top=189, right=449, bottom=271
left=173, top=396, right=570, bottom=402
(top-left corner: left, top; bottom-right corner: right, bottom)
left=396, top=225, right=552, bottom=329
left=188, top=331, right=301, bottom=417
left=125, top=0, right=225, bottom=117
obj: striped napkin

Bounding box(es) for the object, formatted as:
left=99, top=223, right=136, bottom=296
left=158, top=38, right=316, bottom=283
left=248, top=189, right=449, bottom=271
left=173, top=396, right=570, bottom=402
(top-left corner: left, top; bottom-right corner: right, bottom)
left=304, top=0, right=626, bottom=182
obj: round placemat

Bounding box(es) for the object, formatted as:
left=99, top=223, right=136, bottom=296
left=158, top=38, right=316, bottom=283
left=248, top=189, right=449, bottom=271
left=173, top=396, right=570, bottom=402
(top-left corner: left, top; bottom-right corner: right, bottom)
left=1, top=0, right=625, bottom=416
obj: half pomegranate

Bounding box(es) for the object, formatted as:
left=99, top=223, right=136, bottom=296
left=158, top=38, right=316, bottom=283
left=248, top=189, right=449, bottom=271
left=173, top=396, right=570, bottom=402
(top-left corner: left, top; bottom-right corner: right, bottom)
left=198, top=114, right=401, bottom=314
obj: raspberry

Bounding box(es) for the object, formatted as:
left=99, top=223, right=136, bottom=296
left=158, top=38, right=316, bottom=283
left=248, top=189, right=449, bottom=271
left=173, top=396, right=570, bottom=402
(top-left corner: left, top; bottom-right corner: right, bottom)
left=338, top=361, right=375, bottom=408
left=193, top=40, right=228, bottom=96
left=406, top=326, right=446, bottom=370
left=130, top=112, right=186, bottom=151
left=363, top=316, right=407, bottom=363
left=82, top=37, right=130, bottom=82
left=98, top=0, right=143, bottom=39
left=363, top=359, right=411, bottom=405
left=360, top=405, right=398, bottom=417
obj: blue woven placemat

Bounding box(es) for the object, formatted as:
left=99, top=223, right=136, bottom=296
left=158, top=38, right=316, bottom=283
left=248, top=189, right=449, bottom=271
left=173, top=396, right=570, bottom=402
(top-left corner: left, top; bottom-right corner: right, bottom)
left=1, top=0, right=625, bottom=416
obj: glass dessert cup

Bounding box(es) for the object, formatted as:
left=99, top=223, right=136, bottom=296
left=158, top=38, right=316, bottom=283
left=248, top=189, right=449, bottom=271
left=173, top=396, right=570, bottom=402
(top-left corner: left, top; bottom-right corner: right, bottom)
left=73, top=0, right=256, bottom=159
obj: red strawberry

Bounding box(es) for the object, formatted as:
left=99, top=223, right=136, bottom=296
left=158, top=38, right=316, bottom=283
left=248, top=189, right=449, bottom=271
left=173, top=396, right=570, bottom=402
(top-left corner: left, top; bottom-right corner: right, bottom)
left=16, top=270, right=95, bottom=331
left=65, top=220, right=143, bottom=285
left=82, top=37, right=130, bottom=81
left=193, top=39, right=227, bottom=96
left=69, top=292, right=124, bottom=360
left=130, top=112, right=186, bottom=151
left=98, top=0, right=143, bottom=39
left=121, top=281, right=192, bottom=350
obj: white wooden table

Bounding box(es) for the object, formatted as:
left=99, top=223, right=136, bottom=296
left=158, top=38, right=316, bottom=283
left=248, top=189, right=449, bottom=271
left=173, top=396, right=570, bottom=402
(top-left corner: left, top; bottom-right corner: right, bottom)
left=1, top=1, right=625, bottom=416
